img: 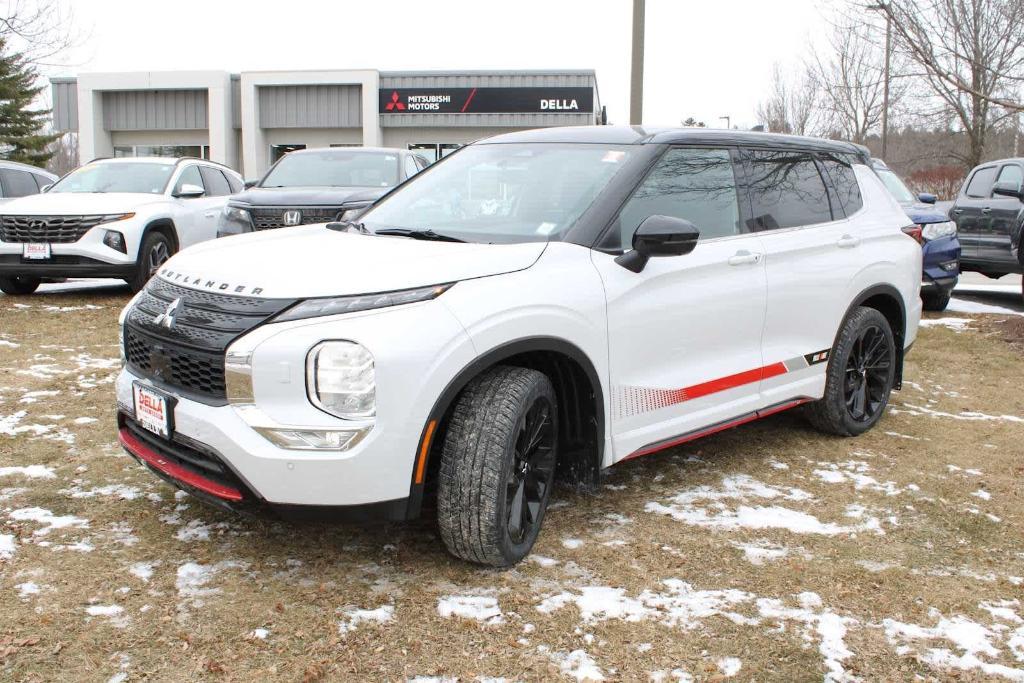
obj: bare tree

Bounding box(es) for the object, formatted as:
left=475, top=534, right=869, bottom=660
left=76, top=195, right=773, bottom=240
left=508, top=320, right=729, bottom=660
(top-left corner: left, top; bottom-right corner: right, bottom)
left=811, top=18, right=906, bottom=145
left=756, top=63, right=820, bottom=136
left=876, top=0, right=1024, bottom=167
left=45, top=130, right=75, bottom=175
left=0, top=0, right=77, bottom=64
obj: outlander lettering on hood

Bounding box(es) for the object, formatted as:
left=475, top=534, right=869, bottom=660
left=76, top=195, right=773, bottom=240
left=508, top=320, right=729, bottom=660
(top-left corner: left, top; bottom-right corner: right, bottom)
left=159, top=268, right=265, bottom=296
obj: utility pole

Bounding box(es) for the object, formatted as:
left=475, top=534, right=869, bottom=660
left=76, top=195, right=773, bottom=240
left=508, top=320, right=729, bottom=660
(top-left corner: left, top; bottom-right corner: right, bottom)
left=868, top=4, right=892, bottom=156
left=719, top=115, right=731, bottom=130
left=630, top=0, right=645, bottom=125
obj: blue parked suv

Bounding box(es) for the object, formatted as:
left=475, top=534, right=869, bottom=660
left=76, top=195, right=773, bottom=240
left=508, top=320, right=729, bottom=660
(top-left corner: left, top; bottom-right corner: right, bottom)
left=873, top=159, right=960, bottom=310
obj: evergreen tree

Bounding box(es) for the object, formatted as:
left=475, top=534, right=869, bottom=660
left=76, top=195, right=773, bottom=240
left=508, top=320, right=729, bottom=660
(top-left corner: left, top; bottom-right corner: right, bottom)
left=0, top=38, right=57, bottom=167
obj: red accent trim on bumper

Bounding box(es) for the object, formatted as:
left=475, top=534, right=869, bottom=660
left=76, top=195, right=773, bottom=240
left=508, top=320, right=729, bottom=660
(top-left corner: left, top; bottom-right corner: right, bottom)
left=118, top=427, right=243, bottom=502
left=623, top=398, right=812, bottom=461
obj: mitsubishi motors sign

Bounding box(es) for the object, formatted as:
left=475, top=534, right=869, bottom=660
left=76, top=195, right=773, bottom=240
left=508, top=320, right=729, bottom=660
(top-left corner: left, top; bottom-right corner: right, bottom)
left=379, top=87, right=594, bottom=114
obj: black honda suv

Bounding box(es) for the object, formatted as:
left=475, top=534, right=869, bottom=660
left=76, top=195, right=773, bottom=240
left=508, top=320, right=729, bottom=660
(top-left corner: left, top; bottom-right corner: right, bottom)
left=217, top=147, right=429, bottom=236
left=949, top=157, right=1024, bottom=299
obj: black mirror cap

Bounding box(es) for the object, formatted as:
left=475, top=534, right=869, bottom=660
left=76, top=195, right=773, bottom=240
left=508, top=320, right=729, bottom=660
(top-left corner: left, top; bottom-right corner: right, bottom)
left=992, top=181, right=1023, bottom=200
left=917, top=192, right=937, bottom=204
left=615, top=215, right=700, bottom=272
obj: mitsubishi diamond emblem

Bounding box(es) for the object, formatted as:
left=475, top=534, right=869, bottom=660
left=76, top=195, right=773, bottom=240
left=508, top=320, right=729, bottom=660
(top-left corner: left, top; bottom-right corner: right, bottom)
left=282, top=210, right=302, bottom=226
left=153, top=297, right=183, bottom=329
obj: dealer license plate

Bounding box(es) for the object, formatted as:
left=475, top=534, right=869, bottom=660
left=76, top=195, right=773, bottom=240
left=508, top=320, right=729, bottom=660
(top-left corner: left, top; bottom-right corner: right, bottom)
left=22, top=243, right=51, bottom=260
left=133, top=383, right=172, bottom=438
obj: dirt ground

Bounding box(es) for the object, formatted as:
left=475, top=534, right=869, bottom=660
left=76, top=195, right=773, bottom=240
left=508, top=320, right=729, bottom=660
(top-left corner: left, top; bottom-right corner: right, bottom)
left=1, top=289, right=1023, bottom=682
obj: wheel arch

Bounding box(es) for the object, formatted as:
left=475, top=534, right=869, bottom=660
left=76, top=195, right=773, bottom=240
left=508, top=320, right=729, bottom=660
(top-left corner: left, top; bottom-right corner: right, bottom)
left=141, top=218, right=179, bottom=254
left=407, top=336, right=605, bottom=517
left=841, top=283, right=907, bottom=389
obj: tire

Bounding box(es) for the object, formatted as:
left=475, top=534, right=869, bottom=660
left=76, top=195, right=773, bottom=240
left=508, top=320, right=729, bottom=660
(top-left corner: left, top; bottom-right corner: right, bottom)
left=128, top=231, right=173, bottom=293
left=921, top=289, right=951, bottom=311
left=0, top=275, right=41, bottom=295
left=806, top=307, right=897, bottom=437
left=437, top=366, right=558, bottom=567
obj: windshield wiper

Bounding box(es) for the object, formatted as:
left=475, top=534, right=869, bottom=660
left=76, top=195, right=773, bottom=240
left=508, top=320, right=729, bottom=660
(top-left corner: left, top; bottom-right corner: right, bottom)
left=327, top=220, right=370, bottom=234
left=374, top=228, right=465, bottom=243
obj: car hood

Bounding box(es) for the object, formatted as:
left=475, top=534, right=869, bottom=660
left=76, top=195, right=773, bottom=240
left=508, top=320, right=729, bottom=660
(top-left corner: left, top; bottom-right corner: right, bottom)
left=158, top=226, right=548, bottom=299
left=231, top=186, right=389, bottom=207
left=0, top=192, right=165, bottom=214
left=900, top=202, right=949, bottom=224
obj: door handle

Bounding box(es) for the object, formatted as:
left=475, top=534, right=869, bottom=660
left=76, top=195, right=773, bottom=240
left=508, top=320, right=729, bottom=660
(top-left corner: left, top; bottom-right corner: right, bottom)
left=728, top=250, right=762, bottom=266
left=836, top=234, right=861, bottom=249
left=951, top=208, right=963, bottom=214
left=981, top=207, right=992, bottom=214
left=203, top=211, right=217, bottom=218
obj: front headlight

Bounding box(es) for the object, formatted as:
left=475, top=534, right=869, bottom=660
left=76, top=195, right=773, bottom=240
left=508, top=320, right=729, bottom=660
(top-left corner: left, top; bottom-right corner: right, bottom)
left=338, top=203, right=372, bottom=222
left=921, top=220, right=957, bottom=241
left=275, top=283, right=451, bottom=322
left=218, top=205, right=253, bottom=237
left=307, top=341, right=375, bottom=419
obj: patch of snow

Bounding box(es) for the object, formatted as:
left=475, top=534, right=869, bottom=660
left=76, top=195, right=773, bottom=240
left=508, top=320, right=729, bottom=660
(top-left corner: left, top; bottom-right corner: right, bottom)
left=85, top=604, right=129, bottom=628
left=251, top=628, right=269, bottom=639
left=947, top=297, right=1024, bottom=317
left=732, top=541, right=790, bottom=565
left=9, top=507, right=88, bottom=535
left=857, top=560, right=899, bottom=572
left=62, top=483, right=141, bottom=500
left=437, top=595, right=504, bottom=625
left=0, top=533, right=16, bottom=559
left=893, top=403, right=1024, bottom=424
left=338, top=605, right=395, bottom=634
left=562, top=538, right=585, bottom=549
left=919, top=317, right=973, bottom=331
left=16, top=581, right=40, bottom=598
left=19, top=389, right=60, bottom=403
left=971, top=489, right=992, bottom=501
left=717, top=657, right=742, bottom=677
left=0, top=465, right=56, bottom=479
left=129, top=562, right=154, bottom=582
left=768, top=460, right=790, bottom=470
left=548, top=649, right=604, bottom=681
left=175, top=560, right=244, bottom=607
left=529, top=555, right=559, bottom=567
left=73, top=416, right=98, bottom=424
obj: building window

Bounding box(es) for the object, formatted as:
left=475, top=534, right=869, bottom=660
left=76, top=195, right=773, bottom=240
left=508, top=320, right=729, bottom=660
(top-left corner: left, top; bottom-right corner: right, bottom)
left=408, top=143, right=461, bottom=164
left=113, top=144, right=209, bottom=159
left=270, top=144, right=306, bottom=164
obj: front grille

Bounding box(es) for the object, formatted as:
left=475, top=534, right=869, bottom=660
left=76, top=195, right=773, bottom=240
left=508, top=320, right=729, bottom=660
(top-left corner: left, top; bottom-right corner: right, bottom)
left=0, top=215, right=109, bottom=243
left=124, top=278, right=295, bottom=402
left=121, top=415, right=249, bottom=497
left=250, top=207, right=342, bottom=231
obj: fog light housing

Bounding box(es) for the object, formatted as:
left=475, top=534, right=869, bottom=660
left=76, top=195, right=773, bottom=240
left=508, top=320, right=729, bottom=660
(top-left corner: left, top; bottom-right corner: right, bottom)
left=253, top=427, right=368, bottom=450
left=306, top=341, right=375, bottom=419
left=940, top=259, right=959, bottom=272
left=103, top=230, right=127, bottom=253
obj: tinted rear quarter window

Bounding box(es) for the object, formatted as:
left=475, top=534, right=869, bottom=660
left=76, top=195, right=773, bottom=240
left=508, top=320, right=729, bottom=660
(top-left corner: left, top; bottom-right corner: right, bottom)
left=225, top=172, right=243, bottom=194
left=965, top=166, right=997, bottom=198
left=745, top=150, right=833, bottom=230
left=0, top=169, right=41, bottom=197
left=819, top=156, right=863, bottom=216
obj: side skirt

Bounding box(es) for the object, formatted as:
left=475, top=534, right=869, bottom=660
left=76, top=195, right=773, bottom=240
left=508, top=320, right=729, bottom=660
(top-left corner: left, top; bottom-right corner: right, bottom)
left=621, top=397, right=813, bottom=461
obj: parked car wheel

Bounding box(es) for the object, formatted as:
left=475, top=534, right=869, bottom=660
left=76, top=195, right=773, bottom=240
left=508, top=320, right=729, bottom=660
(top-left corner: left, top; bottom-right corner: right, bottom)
left=437, top=366, right=558, bottom=567
left=921, top=289, right=952, bottom=311
left=0, top=275, right=41, bottom=295
left=806, top=307, right=896, bottom=436
left=127, top=232, right=174, bottom=293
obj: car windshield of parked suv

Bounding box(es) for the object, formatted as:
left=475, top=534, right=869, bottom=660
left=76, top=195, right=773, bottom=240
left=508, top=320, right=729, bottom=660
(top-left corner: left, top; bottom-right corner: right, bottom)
left=360, top=143, right=636, bottom=243
left=48, top=162, right=176, bottom=194
left=261, top=151, right=400, bottom=188
left=875, top=167, right=916, bottom=204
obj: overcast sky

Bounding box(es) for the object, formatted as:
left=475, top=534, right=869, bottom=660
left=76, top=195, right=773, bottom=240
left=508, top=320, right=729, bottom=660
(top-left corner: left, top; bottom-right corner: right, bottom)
left=47, top=0, right=830, bottom=129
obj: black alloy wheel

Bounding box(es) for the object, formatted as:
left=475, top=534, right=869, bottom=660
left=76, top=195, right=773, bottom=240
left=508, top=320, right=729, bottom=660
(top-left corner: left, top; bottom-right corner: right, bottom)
left=844, top=323, right=892, bottom=423
left=506, top=396, right=556, bottom=544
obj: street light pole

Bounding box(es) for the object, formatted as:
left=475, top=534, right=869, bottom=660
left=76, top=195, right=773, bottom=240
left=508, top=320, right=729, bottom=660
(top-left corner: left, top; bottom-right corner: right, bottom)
left=630, top=0, right=645, bottom=125
left=882, top=11, right=891, bottom=158
left=719, top=115, right=731, bottom=130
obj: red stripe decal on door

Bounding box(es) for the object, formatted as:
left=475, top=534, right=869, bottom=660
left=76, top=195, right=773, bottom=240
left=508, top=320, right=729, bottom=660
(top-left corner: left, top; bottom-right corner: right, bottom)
left=681, top=362, right=787, bottom=401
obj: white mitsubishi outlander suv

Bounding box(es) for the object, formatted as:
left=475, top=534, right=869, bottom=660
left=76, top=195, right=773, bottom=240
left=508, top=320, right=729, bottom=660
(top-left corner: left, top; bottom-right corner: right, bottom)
left=115, top=127, right=922, bottom=567
left=0, top=156, right=243, bottom=294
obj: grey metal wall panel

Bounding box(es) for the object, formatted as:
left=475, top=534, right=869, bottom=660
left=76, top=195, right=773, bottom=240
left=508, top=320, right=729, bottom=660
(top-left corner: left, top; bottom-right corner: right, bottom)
left=51, top=79, right=79, bottom=132
left=380, top=72, right=595, bottom=89
left=380, top=112, right=595, bottom=128
left=231, top=76, right=241, bottom=129
left=102, top=89, right=208, bottom=131
left=257, top=84, right=362, bottom=128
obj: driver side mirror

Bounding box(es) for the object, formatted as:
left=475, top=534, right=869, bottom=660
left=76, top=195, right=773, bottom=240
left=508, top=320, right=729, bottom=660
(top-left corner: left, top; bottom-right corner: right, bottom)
left=917, top=192, right=937, bottom=205
left=615, top=215, right=700, bottom=273
left=992, top=181, right=1023, bottom=201
left=174, top=183, right=205, bottom=199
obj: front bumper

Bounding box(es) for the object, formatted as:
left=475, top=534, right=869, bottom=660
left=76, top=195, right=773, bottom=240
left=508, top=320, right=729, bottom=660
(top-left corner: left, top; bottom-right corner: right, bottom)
left=921, top=234, right=960, bottom=289
left=0, top=228, right=138, bottom=278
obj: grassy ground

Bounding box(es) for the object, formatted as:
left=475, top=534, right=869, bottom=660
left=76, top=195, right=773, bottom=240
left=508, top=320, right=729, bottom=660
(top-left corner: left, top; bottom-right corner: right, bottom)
left=1, top=290, right=1023, bottom=682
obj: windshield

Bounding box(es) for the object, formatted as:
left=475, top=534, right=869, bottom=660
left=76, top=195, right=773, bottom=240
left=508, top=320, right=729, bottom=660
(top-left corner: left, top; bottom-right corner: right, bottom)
left=261, top=151, right=400, bottom=188
left=876, top=167, right=916, bottom=204
left=48, top=162, right=176, bottom=194
left=360, top=143, right=636, bottom=243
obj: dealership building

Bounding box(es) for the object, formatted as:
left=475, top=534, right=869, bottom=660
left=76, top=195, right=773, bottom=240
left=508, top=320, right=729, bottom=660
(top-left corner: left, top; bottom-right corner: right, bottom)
left=50, top=69, right=602, bottom=177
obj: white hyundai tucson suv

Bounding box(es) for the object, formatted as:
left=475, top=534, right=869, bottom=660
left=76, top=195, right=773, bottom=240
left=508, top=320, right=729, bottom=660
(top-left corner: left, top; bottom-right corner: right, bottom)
left=0, top=156, right=243, bottom=294
left=115, top=127, right=922, bottom=567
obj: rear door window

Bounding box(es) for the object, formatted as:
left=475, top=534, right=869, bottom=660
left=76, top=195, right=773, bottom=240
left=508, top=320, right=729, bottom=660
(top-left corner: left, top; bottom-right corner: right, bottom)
left=0, top=169, right=41, bottom=197
left=745, top=150, right=834, bottom=230
left=199, top=166, right=230, bottom=196
left=965, top=166, right=997, bottom=198
left=819, top=155, right=863, bottom=217
left=606, top=147, right=741, bottom=250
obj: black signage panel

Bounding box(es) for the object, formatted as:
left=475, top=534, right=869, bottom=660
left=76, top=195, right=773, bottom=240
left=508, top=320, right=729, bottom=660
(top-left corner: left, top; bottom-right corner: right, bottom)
left=379, top=87, right=594, bottom=114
